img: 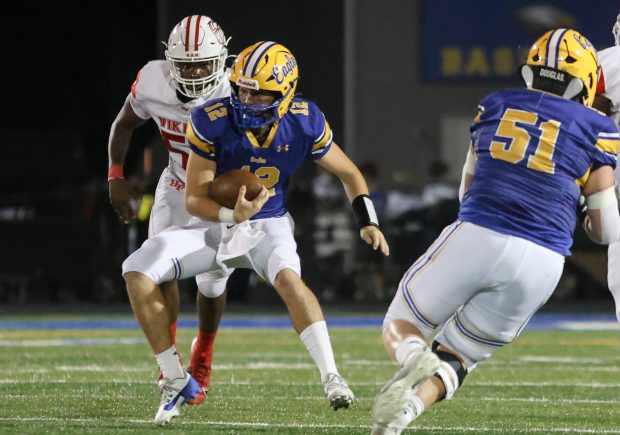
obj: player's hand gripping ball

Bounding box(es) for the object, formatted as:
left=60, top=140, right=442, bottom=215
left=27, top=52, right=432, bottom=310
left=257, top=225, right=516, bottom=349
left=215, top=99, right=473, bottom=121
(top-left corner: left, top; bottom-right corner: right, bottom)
left=208, top=169, right=264, bottom=209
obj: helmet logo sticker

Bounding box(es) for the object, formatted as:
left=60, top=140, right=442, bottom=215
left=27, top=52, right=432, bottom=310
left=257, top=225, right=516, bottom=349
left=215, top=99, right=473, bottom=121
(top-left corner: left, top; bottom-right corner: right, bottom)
left=208, top=21, right=226, bottom=46
left=572, top=33, right=592, bottom=50
left=236, top=77, right=259, bottom=90
left=273, top=54, right=297, bottom=84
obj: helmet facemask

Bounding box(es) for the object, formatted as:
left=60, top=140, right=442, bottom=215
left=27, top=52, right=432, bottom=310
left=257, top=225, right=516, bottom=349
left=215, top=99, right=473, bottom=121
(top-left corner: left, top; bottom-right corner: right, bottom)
left=228, top=41, right=299, bottom=130
left=164, top=15, right=229, bottom=99
left=166, top=52, right=228, bottom=99
left=230, top=84, right=295, bottom=129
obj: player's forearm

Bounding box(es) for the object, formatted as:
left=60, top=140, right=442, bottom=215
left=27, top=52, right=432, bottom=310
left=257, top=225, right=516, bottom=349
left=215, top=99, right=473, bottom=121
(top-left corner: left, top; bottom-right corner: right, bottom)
left=185, top=191, right=221, bottom=222
left=108, top=125, right=133, bottom=166
left=109, top=95, right=148, bottom=166
left=338, top=171, right=370, bottom=202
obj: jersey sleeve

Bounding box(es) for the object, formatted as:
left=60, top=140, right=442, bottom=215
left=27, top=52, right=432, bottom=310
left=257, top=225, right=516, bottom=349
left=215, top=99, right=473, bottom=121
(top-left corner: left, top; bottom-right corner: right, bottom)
left=591, top=117, right=619, bottom=170
left=597, top=46, right=620, bottom=108
left=305, top=102, right=333, bottom=160
left=187, top=99, right=231, bottom=161
left=128, top=68, right=150, bottom=120
left=187, top=110, right=216, bottom=160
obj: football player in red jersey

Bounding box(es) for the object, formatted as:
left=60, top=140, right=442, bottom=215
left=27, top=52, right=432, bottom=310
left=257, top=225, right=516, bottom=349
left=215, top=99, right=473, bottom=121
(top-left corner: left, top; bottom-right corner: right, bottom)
left=593, top=11, right=620, bottom=322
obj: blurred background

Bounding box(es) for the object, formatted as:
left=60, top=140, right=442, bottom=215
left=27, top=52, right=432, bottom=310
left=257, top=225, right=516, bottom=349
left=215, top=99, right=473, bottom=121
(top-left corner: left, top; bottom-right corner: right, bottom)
left=1, top=0, right=618, bottom=313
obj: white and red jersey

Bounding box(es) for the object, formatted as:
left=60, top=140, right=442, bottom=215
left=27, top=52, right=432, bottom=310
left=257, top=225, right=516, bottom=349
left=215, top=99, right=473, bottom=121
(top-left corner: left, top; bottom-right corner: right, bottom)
left=598, top=46, right=620, bottom=127
left=129, top=60, right=231, bottom=182
left=128, top=60, right=230, bottom=239
left=597, top=46, right=620, bottom=187
left=598, top=46, right=620, bottom=322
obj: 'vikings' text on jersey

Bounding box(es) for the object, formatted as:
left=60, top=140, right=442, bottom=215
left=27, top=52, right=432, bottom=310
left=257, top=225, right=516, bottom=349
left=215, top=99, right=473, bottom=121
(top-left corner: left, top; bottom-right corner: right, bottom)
left=130, top=60, right=231, bottom=180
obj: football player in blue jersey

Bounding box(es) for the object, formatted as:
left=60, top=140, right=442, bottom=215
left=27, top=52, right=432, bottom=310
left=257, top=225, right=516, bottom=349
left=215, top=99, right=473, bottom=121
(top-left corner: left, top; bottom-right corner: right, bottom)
left=122, top=41, right=389, bottom=425
left=371, top=29, right=620, bottom=434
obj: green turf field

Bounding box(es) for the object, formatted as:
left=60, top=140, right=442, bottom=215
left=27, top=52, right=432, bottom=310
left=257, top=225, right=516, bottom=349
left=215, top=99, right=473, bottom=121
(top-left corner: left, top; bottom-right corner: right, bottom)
left=1, top=323, right=619, bottom=434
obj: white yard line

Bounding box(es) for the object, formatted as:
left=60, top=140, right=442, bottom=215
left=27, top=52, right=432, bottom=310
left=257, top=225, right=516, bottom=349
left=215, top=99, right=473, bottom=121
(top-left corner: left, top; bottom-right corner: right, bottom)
left=1, top=417, right=619, bottom=433
left=2, top=393, right=620, bottom=406
left=1, top=378, right=620, bottom=389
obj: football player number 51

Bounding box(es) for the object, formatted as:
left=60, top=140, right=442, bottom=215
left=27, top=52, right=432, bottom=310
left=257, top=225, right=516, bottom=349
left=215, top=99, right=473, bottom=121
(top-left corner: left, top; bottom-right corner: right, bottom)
left=490, top=108, right=560, bottom=174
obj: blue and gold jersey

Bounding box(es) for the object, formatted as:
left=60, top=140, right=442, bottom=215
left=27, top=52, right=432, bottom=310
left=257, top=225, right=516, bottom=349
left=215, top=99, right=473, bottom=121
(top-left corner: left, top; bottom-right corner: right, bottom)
left=459, top=88, right=619, bottom=255
left=187, top=97, right=333, bottom=219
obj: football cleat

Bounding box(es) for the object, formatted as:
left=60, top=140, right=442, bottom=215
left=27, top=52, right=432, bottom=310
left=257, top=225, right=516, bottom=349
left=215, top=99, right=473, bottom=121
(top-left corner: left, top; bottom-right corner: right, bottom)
left=156, top=372, right=165, bottom=392
left=186, top=337, right=210, bottom=405
left=370, top=399, right=420, bottom=435
left=322, top=373, right=354, bottom=410
left=372, top=348, right=439, bottom=427
left=154, top=371, right=201, bottom=426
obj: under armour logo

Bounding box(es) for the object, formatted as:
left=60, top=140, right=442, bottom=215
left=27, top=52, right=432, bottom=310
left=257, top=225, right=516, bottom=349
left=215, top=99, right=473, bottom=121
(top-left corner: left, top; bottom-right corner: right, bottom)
left=277, top=144, right=289, bottom=152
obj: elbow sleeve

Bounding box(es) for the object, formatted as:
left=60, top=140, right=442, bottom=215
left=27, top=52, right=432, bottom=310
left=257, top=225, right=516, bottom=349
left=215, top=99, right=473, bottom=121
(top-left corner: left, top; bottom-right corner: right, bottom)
left=585, top=187, right=620, bottom=244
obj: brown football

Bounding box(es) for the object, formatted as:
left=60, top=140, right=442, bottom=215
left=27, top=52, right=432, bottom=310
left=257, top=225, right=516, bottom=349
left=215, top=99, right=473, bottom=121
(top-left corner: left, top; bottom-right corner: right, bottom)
left=208, top=169, right=264, bottom=209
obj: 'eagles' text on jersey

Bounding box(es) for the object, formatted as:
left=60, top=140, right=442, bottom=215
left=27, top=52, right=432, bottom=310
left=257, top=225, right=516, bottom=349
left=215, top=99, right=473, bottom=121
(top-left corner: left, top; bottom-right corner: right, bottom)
left=459, top=88, right=619, bottom=255
left=187, top=97, right=333, bottom=219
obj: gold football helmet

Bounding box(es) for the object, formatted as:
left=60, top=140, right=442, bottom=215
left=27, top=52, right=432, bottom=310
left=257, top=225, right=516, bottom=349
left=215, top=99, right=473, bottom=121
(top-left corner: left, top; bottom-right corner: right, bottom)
left=228, top=41, right=299, bottom=128
left=520, top=28, right=599, bottom=106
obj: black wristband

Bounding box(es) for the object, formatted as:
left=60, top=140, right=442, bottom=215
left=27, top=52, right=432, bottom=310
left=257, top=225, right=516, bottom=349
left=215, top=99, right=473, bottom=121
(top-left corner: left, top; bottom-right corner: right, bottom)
left=352, top=194, right=380, bottom=228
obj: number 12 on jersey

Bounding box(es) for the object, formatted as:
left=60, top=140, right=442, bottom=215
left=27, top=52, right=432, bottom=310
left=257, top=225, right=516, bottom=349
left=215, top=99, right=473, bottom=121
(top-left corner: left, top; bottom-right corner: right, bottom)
left=489, top=108, right=561, bottom=174
left=241, top=165, right=280, bottom=197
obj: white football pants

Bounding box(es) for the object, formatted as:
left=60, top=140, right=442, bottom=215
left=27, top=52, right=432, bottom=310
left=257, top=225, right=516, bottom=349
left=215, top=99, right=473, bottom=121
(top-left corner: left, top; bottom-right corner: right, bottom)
left=123, top=213, right=301, bottom=298
left=384, top=221, right=564, bottom=368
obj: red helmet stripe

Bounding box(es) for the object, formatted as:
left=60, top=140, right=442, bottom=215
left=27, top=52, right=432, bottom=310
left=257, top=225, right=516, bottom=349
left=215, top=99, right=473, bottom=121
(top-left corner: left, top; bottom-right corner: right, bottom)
left=194, top=15, right=202, bottom=51
left=184, top=16, right=192, bottom=52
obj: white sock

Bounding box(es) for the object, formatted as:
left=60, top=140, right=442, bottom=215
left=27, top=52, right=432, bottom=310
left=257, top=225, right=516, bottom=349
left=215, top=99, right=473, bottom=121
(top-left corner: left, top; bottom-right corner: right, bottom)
left=395, top=336, right=426, bottom=367
left=300, top=321, right=338, bottom=382
left=155, top=345, right=184, bottom=380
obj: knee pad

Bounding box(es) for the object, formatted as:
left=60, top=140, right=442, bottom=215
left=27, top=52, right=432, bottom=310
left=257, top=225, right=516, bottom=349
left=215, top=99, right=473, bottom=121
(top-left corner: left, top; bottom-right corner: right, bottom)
left=196, top=271, right=230, bottom=298
left=431, top=341, right=468, bottom=401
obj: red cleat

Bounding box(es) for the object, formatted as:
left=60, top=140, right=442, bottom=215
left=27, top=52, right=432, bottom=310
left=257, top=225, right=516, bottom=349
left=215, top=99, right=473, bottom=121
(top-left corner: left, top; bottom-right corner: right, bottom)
left=186, top=337, right=211, bottom=405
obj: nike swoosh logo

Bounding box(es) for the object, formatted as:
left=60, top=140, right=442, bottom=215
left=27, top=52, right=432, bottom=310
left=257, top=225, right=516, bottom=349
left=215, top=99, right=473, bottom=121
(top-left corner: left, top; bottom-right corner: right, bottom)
left=226, top=224, right=235, bottom=229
